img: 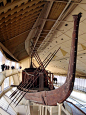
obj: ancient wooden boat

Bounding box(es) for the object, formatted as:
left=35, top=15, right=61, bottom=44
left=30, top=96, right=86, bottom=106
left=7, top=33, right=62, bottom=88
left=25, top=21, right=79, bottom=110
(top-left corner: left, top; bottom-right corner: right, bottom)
left=9, top=13, right=82, bottom=106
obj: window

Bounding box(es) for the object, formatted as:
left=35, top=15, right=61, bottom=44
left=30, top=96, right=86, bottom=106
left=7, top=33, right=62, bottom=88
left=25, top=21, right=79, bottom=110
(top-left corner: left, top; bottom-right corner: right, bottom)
left=11, top=76, right=13, bottom=85
left=54, top=75, right=86, bottom=92
left=4, top=77, right=9, bottom=89
left=5, top=60, right=10, bottom=66
left=54, top=75, right=66, bottom=84
left=16, top=63, right=19, bottom=69
left=0, top=86, right=1, bottom=92
left=0, top=51, right=3, bottom=72
left=0, top=62, right=2, bottom=72
left=12, top=62, right=15, bottom=66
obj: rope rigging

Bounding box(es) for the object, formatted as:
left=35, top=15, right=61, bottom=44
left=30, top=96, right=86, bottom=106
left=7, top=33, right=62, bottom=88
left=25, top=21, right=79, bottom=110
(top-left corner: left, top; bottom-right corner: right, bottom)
left=9, top=45, right=60, bottom=107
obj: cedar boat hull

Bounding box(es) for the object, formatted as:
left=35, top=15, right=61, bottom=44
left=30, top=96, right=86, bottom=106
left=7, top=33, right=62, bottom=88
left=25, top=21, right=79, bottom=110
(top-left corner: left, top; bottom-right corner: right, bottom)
left=23, top=13, right=82, bottom=106
left=9, top=13, right=82, bottom=106
left=24, top=82, right=72, bottom=105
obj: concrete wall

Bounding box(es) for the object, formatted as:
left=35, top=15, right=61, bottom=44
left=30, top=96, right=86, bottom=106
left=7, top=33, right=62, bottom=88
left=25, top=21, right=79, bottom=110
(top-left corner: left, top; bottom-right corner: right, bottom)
left=19, top=57, right=39, bottom=70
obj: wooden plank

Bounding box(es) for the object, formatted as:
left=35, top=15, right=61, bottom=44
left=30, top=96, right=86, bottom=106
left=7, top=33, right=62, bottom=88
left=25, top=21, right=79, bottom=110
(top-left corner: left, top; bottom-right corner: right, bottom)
left=0, top=10, right=40, bottom=25
left=0, top=14, right=38, bottom=28
left=0, top=2, right=44, bottom=20
left=0, top=0, right=29, bottom=14
left=3, top=0, right=7, bottom=6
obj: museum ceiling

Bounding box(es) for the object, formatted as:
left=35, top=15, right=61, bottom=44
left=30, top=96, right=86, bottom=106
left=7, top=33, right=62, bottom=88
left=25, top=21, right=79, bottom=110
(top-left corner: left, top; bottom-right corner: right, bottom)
left=1, top=0, right=86, bottom=77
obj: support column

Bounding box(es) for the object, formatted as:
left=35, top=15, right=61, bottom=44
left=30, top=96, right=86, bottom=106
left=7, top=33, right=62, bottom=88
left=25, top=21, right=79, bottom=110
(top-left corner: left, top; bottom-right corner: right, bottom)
left=45, top=106, right=47, bottom=115
left=42, top=106, right=44, bottom=115
left=50, top=107, right=52, bottom=115
left=39, top=105, right=42, bottom=115
left=28, top=100, right=30, bottom=115
left=57, top=103, right=62, bottom=115
left=26, top=100, right=31, bottom=115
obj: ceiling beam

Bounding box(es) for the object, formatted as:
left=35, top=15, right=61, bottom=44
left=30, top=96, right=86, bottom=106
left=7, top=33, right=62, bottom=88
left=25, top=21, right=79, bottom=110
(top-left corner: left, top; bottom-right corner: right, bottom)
left=44, top=0, right=86, bottom=4
left=39, top=18, right=73, bottom=22
left=44, top=0, right=68, bottom=3
left=0, top=0, right=28, bottom=14
left=3, top=0, right=7, bottom=6
left=54, top=72, right=86, bottom=78
left=0, top=11, right=40, bottom=25
left=0, top=5, right=43, bottom=21
left=25, top=1, right=53, bottom=55
left=33, top=2, right=54, bottom=51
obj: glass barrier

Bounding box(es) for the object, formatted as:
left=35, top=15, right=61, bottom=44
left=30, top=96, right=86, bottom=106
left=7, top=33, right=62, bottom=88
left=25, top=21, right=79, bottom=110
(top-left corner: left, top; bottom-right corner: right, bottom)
left=0, top=97, right=17, bottom=115
left=0, top=86, right=1, bottom=92
left=67, top=97, right=86, bottom=114
left=54, top=75, right=86, bottom=93
left=4, top=77, right=9, bottom=89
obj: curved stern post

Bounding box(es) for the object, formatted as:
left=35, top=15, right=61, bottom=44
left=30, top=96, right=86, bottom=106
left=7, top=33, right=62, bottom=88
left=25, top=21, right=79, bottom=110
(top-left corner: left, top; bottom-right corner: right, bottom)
left=43, top=13, right=82, bottom=105
left=23, top=13, right=82, bottom=106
